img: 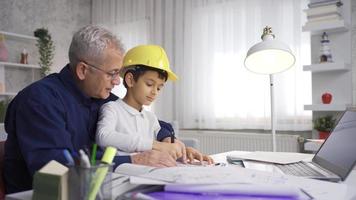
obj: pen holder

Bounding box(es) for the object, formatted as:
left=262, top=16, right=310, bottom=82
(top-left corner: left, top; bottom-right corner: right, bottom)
left=68, top=163, right=113, bottom=200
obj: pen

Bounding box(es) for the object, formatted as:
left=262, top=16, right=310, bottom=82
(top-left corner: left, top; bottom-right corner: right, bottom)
left=79, top=149, right=91, bottom=168
left=90, top=143, right=97, bottom=166
left=63, top=149, right=75, bottom=166
left=214, top=162, right=226, bottom=166
left=170, top=132, right=175, bottom=143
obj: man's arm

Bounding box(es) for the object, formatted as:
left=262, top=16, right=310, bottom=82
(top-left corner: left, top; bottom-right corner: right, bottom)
left=157, top=120, right=174, bottom=141
left=8, top=90, right=72, bottom=176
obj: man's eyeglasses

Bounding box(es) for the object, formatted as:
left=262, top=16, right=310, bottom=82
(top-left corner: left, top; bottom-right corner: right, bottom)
left=81, top=61, right=120, bottom=80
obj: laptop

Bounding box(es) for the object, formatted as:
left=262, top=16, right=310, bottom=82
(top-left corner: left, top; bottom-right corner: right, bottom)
left=237, top=110, right=356, bottom=182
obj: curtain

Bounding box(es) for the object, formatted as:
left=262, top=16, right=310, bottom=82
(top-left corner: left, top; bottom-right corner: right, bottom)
left=92, top=0, right=312, bottom=131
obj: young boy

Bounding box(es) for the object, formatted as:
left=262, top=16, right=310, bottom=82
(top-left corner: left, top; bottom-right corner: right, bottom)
left=96, top=45, right=213, bottom=163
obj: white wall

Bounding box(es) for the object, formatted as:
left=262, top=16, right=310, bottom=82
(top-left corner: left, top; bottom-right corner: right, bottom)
left=352, top=1, right=356, bottom=104
left=0, top=0, right=91, bottom=73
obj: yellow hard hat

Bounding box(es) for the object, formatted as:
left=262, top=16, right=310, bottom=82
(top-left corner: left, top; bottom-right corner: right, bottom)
left=121, top=45, right=178, bottom=81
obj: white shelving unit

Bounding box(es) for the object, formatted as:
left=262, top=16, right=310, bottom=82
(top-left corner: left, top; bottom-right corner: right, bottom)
left=0, top=61, right=40, bottom=69
left=302, top=0, right=352, bottom=139
left=304, top=104, right=348, bottom=111
left=0, top=92, right=17, bottom=96
left=0, top=30, right=37, bottom=41
left=303, top=62, right=350, bottom=72
left=302, top=0, right=352, bottom=113
left=0, top=30, right=40, bottom=128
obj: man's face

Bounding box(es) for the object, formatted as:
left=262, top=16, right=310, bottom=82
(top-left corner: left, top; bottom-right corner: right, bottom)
left=130, top=71, right=166, bottom=106
left=82, top=47, right=123, bottom=99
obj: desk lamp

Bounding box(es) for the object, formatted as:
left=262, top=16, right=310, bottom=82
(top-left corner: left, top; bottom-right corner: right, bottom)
left=244, top=26, right=295, bottom=152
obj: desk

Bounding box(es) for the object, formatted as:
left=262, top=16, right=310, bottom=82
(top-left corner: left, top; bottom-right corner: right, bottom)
left=211, top=151, right=356, bottom=200
left=6, top=151, right=356, bottom=200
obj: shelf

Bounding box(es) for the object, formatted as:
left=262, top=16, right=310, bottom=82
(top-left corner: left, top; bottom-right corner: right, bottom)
left=0, top=92, right=17, bottom=96
left=303, top=62, right=350, bottom=72
left=302, top=19, right=348, bottom=35
left=304, top=104, right=348, bottom=111
left=0, top=30, right=37, bottom=41
left=0, top=61, right=40, bottom=69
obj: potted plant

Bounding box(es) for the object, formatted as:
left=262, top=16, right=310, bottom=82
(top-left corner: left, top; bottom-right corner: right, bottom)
left=0, top=98, right=11, bottom=123
left=313, top=115, right=336, bottom=139
left=34, top=28, right=55, bottom=77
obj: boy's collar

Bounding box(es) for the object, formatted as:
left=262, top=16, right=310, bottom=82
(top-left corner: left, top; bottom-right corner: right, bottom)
left=119, top=99, right=145, bottom=117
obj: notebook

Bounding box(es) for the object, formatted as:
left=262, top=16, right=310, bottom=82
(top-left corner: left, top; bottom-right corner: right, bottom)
left=241, top=110, right=356, bottom=182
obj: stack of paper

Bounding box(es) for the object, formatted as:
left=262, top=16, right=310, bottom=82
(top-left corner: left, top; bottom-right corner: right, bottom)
left=32, top=160, right=69, bottom=200
left=114, top=163, right=348, bottom=199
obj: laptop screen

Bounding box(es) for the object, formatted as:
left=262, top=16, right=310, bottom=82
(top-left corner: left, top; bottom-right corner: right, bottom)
left=313, top=110, right=356, bottom=180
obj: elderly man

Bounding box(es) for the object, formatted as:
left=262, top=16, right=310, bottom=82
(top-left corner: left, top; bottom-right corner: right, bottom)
left=4, top=25, right=180, bottom=194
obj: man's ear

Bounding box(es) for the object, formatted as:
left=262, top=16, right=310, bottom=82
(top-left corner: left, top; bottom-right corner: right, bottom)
left=76, top=62, right=87, bottom=80
left=124, top=72, right=135, bottom=87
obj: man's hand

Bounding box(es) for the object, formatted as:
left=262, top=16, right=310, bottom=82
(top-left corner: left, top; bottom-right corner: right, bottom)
left=186, top=147, right=214, bottom=165
left=131, top=150, right=177, bottom=167
left=153, top=140, right=187, bottom=161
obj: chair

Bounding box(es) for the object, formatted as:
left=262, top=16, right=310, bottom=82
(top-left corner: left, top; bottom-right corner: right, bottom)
left=180, top=137, right=200, bottom=149
left=0, top=140, right=5, bottom=200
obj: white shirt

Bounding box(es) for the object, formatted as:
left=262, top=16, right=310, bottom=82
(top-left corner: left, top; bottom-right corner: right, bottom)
left=96, top=99, right=160, bottom=153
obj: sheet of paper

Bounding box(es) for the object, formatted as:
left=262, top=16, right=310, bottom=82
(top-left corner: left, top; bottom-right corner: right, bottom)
left=130, top=176, right=167, bottom=185
left=238, top=167, right=347, bottom=200
left=228, top=151, right=313, bottom=164
left=140, top=166, right=249, bottom=184
left=114, top=163, right=156, bottom=176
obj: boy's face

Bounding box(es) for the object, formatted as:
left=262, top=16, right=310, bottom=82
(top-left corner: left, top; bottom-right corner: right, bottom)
left=129, top=70, right=166, bottom=106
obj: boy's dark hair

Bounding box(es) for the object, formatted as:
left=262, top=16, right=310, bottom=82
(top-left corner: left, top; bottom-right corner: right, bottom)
left=123, top=65, right=168, bottom=88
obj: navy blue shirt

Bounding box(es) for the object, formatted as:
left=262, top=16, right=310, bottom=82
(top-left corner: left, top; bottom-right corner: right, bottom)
left=4, top=65, right=172, bottom=194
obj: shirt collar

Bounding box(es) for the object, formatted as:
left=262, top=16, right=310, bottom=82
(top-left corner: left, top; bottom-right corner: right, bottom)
left=119, top=99, right=145, bottom=117
left=58, top=64, right=92, bottom=104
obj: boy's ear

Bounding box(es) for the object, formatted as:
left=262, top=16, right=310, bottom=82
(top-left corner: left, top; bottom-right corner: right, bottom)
left=124, top=72, right=135, bottom=87
left=76, top=62, right=87, bottom=80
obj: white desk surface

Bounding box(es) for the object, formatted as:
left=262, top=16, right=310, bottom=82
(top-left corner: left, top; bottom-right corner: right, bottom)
left=211, top=151, right=356, bottom=200
left=6, top=151, right=356, bottom=200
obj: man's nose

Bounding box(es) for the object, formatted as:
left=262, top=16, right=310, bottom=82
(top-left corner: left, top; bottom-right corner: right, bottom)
left=112, top=77, right=120, bottom=85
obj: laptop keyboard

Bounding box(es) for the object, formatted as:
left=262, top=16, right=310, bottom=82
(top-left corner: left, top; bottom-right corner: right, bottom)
left=276, top=162, right=326, bottom=177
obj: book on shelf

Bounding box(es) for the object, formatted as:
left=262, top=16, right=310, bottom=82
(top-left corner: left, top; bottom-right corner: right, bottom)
left=308, top=0, right=342, bottom=8
left=307, top=14, right=341, bottom=22
left=307, top=12, right=340, bottom=19
left=304, top=4, right=341, bottom=16
left=303, top=18, right=344, bottom=29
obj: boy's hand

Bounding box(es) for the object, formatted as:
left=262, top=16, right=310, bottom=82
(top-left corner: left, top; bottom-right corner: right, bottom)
left=186, top=147, right=214, bottom=165
left=161, top=137, right=188, bottom=163
left=153, top=140, right=186, bottom=161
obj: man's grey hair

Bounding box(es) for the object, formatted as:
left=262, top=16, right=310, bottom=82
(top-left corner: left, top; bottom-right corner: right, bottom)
left=68, top=25, right=125, bottom=67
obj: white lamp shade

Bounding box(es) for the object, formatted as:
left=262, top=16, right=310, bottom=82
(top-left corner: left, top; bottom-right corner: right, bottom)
left=244, top=39, right=295, bottom=75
